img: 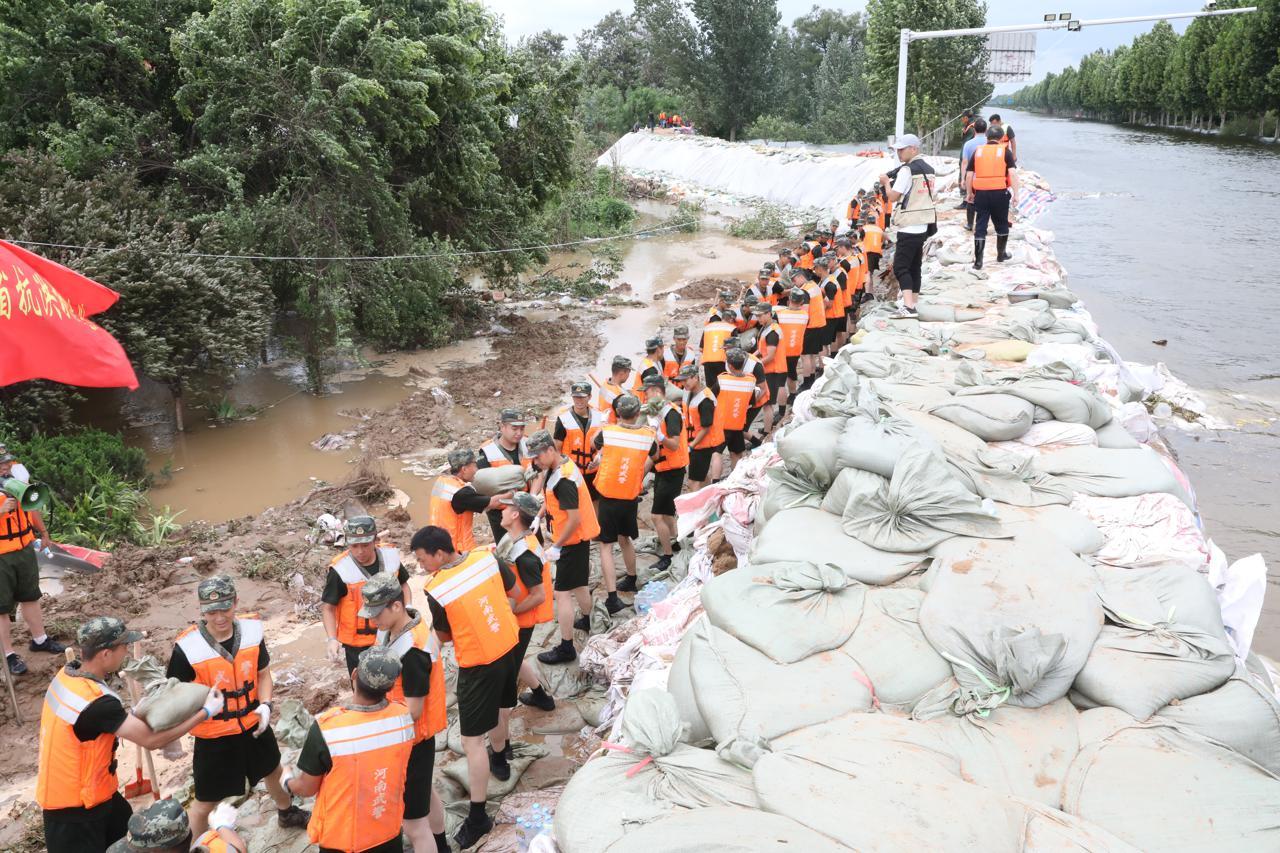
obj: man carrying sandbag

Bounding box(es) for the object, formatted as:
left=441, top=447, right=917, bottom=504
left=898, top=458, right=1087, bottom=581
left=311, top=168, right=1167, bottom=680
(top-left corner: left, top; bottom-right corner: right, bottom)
left=360, top=573, right=450, bottom=853
left=38, top=617, right=224, bottom=853
left=681, top=365, right=724, bottom=491
left=106, top=797, right=247, bottom=853
left=321, top=515, right=411, bottom=674
left=284, top=647, right=415, bottom=853
left=429, top=449, right=508, bottom=553
left=167, top=576, right=311, bottom=837
left=476, top=408, right=532, bottom=542
left=552, top=381, right=605, bottom=504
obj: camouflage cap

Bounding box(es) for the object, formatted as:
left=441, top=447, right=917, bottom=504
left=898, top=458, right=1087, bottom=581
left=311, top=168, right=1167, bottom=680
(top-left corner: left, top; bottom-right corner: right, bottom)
left=726, top=348, right=748, bottom=368
left=763, top=261, right=777, bottom=271
left=611, top=355, right=632, bottom=372
left=344, top=515, right=377, bottom=545
left=757, top=268, right=772, bottom=279
left=742, top=293, right=759, bottom=306
left=642, top=373, right=666, bottom=390
left=569, top=381, right=592, bottom=398
left=122, top=798, right=191, bottom=850
left=716, top=291, right=733, bottom=302
left=753, top=302, right=773, bottom=316
left=448, top=448, right=477, bottom=473
left=197, top=575, right=236, bottom=613
left=644, top=336, right=664, bottom=351
left=788, top=287, right=807, bottom=302
left=358, top=572, right=404, bottom=619
left=77, top=616, right=143, bottom=655
left=499, top=408, right=526, bottom=426
left=525, top=429, right=555, bottom=455
left=0, top=452, right=16, bottom=464
left=790, top=267, right=808, bottom=279
left=814, top=256, right=830, bottom=269
left=614, top=394, right=641, bottom=419
left=677, top=364, right=699, bottom=380
left=672, top=325, right=690, bottom=339
left=499, top=491, right=542, bottom=521
left=356, top=645, right=402, bottom=692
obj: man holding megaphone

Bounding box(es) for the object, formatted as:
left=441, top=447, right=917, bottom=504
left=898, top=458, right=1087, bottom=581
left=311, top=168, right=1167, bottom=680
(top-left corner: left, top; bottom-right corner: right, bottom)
left=1, top=452, right=64, bottom=675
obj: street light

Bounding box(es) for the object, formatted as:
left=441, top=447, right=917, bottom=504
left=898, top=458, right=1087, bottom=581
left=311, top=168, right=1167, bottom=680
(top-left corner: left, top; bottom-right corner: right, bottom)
left=1043, top=13, right=1055, bottom=21
left=1058, top=12, right=1073, bottom=20
left=1067, top=19, right=1082, bottom=30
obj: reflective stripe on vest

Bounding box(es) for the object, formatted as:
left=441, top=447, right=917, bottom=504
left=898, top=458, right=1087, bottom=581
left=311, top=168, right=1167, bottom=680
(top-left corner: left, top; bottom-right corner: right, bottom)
left=308, top=704, right=415, bottom=852
left=756, top=323, right=787, bottom=374
left=595, top=425, right=655, bottom=500
left=480, top=439, right=530, bottom=469
left=545, top=459, right=600, bottom=545
left=332, top=549, right=402, bottom=647
left=631, top=358, right=665, bottom=392
left=429, top=475, right=475, bottom=553
left=801, top=282, right=825, bottom=328
left=700, top=322, right=734, bottom=363
left=175, top=617, right=264, bottom=738
left=661, top=346, right=696, bottom=378
left=379, top=616, right=447, bottom=741
left=716, top=374, right=757, bottom=431
left=972, top=143, right=1009, bottom=191
left=654, top=403, right=689, bottom=472
left=777, top=309, right=808, bottom=357
left=686, top=389, right=724, bottom=450
left=36, top=667, right=121, bottom=810
left=425, top=550, right=518, bottom=667
left=557, top=407, right=604, bottom=473
left=508, top=535, right=555, bottom=628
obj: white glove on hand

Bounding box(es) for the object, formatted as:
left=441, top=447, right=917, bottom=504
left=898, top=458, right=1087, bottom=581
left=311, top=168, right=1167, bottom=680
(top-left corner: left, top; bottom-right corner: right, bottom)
left=545, top=545, right=562, bottom=563
left=253, top=702, right=271, bottom=737
left=202, top=688, right=225, bottom=720
left=209, top=802, right=238, bottom=831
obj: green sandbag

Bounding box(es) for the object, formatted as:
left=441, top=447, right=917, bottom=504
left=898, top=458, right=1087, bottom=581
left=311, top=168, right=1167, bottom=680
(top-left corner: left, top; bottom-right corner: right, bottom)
left=472, top=465, right=527, bottom=495
left=133, top=678, right=210, bottom=731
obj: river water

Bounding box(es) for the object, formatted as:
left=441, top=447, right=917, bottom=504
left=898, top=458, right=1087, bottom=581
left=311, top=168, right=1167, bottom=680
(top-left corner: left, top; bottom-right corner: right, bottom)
left=992, top=109, right=1280, bottom=655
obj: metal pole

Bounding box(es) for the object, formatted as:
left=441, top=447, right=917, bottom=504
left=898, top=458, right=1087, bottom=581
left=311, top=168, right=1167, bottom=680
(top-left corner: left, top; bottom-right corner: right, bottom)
left=895, top=29, right=910, bottom=140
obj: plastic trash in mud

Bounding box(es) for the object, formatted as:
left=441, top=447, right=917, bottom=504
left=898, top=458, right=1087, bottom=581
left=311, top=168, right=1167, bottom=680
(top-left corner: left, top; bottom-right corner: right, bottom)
left=516, top=803, right=554, bottom=852
left=633, top=580, right=670, bottom=615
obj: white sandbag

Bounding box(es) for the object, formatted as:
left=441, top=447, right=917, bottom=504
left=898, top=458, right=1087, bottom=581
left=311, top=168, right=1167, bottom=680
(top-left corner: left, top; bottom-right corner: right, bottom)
left=865, top=380, right=954, bottom=411
left=667, top=631, right=712, bottom=745
left=471, top=465, right=527, bottom=495
left=553, top=689, right=760, bottom=852
left=701, top=561, right=867, bottom=663
left=603, top=806, right=852, bottom=852
left=681, top=621, right=874, bottom=764
left=1093, top=417, right=1140, bottom=449
left=840, top=445, right=1008, bottom=553
left=776, top=417, right=846, bottom=490
left=840, top=587, right=953, bottom=712
left=1033, top=446, right=1192, bottom=506
left=929, top=393, right=1034, bottom=441
left=834, top=415, right=938, bottom=478
left=994, top=503, right=1105, bottom=555
left=133, top=678, right=211, bottom=731
left=1158, top=661, right=1280, bottom=774
left=752, top=507, right=927, bottom=586
left=819, top=466, right=887, bottom=515
left=758, top=468, right=824, bottom=525
left=994, top=378, right=1113, bottom=429
left=1073, top=493, right=1208, bottom=571
left=915, top=303, right=984, bottom=323
left=921, top=535, right=1103, bottom=710
left=1008, top=419, right=1097, bottom=448
left=1061, top=723, right=1280, bottom=853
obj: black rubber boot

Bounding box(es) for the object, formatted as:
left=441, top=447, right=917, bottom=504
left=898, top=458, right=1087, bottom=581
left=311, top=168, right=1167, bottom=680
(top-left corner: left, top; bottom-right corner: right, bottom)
left=996, top=235, right=1012, bottom=262
left=973, top=238, right=986, bottom=270
left=965, top=206, right=975, bottom=231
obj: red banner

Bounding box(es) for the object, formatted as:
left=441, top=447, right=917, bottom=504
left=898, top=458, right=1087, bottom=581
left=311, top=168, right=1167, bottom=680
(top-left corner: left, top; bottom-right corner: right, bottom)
left=0, top=240, right=139, bottom=390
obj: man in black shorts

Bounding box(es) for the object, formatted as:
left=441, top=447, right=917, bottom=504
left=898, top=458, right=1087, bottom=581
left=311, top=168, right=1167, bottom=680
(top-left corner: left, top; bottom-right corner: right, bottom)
left=495, top=492, right=556, bottom=711
left=167, top=577, right=310, bottom=837
left=681, top=366, right=722, bottom=490
left=592, top=394, right=658, bottom=597
left=642, top=375, right=685, bottom=573
left=752, top=303, right=788, bottom=432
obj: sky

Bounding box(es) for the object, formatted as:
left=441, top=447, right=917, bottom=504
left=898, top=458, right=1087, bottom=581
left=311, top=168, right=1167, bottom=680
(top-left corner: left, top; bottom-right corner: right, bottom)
left=480, top=0, right=1198, bottom=91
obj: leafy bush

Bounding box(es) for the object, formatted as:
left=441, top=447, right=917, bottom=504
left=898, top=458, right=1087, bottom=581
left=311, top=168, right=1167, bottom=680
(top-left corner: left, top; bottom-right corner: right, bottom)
left=660, top=201, right=703, bottom=234
left=744, top=114, right=808, bottom=143
left=8, top=430, right=148, bottom=501
left=729, top=205, right=793, bottom=240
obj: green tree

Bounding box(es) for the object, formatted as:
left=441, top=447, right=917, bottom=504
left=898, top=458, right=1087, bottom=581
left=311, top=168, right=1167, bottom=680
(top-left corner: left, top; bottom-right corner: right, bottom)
left=688, top=0, right=781, bottom=140
left=776, top=6, right=866, bottom=123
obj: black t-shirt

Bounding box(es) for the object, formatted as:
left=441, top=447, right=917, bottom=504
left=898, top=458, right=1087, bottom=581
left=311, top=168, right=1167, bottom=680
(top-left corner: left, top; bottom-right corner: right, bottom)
left=823, top=279, right=839, bottom=301
left=750, top=361, right=766, bottom=384
left=426, top=556, right=516, bottom=635
left=762, top=328, right=781, bottom=352
left=966, top=144, right=1017, bottom=174
left=399, top=646, right=432, bottom=699
left=693, top=397, right=716, bottom=436
left=513, top=549, right=544, bottom=591
left=450, top=483, right=489, bottom=514
left=552, top=476, right=579, bottom=510
left=661, top=408, right=683, bottom=443
left=321, top=551, right=410, bottom=606
left=167, top=633, right=271, bottom=682
left=298, top=718, right=333, bottom=777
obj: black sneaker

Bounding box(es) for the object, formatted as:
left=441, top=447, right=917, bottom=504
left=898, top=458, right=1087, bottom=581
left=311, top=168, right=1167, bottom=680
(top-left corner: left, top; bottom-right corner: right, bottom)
left=519, top=688, right=556, bottom=712
left=455, top=814, right=494, bottom=849
left=616, top=574, right=638, bottom=593
left=537, top=642, right=577, bottom=665
left=7, top=653, right=26, bottom=675
left=573, top=615, right=590, bottom=632
left=29, top=637, right=65, bottom=654
left=277, top=805, right=310, bottom=829
left=651, top=555, right=672, bottom=573
left=488, top=748, right=511, bottom=782
left=604, top=594, right=628, bottom=615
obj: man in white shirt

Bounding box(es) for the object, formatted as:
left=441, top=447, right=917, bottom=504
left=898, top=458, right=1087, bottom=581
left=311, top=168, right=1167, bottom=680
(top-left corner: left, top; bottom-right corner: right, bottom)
left=879, top=134, right=936, bottom=319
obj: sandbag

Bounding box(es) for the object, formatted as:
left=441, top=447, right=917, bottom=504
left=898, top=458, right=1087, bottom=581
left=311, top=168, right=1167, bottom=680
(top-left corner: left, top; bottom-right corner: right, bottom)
left=929, top=393, right=1034, bottom=441
left=752, top=507, right=928, bottom=586
left=1159, top=661, right=1280, bottom=774
left=994, top=503, right=1105, bottom=555
left=834, top=415, right=937, bottom=479
left=1033, top=446, right=1192, bottom=506
left=668, top=632, right=712, bottom=744
left=442, top=740, right=547, bottom=800
left=964, top=339, right=1035, bottom=362
left=990, top=378, right=1112, bottom=429
left=915, top=303, right=984, bottom=323
left=865, top=380, right=954, bottom=411
left=701, top=561, right=867, bottom=663
left=758, top=467, right=823, bottom=526
left=602, top=806, right=852, bottom=852
left=819, top=466, right=886, bottom=515
left=1092, top=417, right=1140, bottom=448
left=840, top=445, right=1008, bottom=552
left=471, top=465, right=527, bottom=495
left=554, top=689, right=760, bottom=852
left=921, top=535, right=1103, bottom=710
left=840, top=587, right=952, bottom=712
left=133, top=678, right=211, bottom=731
left=776, top=417, right=846, bottom=490
left=1061, top=723, right=1280, bottom=852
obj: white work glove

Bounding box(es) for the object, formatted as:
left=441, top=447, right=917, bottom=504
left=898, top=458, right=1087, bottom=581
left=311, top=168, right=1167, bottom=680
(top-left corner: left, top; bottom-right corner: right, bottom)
left=326, top=637, right=343, bottom=664
left=253, top=702, right=271, bottom=737
left=202, top=688, right=225, bottom=720
left=545, top=545, right=562, bottom=563
left=281, top=766, right=297, bottom=799
left=209, top=801, right=238, bottom=832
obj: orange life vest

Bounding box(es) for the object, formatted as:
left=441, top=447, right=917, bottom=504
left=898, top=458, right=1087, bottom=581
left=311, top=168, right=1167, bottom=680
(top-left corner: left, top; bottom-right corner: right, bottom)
left=631, top=357, right=665, bottom=392
left=330, top=548, right=403, bottom=648
left=307, top=702, right=415, bottom=852
left=36, top=667, right=121, bottom=811
left=797, top=248, right=814, bottom=270
left=479, top=439, right=531, bottom=471
left=756, top=322, right=787, bottom=374
left=545, top=458, right=600, bottom=545
left=596, top=378, right=629, bottom=423
left=654, top=403, right=689, bottom=473
left=801, top=281, right=825, bottom=329
left=194, top=830, right=234, bottom=853
left=174, top=617, right=264, bottom=738
left=379, top=612, right=447, bottom=742
left=776, top=308, right=808, bottom=357
left=972, top=142, right=1010, bottom=191
left=661, top=345, right=696, bottom=378
left=700, top=321, right=735, bottom=364
left=862, top=225, right=884, bottom=255
left=685, top=390, right=724, bottom=450
left=595, top=424, right=655, bottom=501
left=822, top=274, right=844, bottom=321
left=743, top=356, right=770, bottom=407
left=716, top=373, right=757, bottom=431
left=0, top=504, right=34, bottom=555
left=425, top=549, right=518, bottom=667
left=428, top=474, right=475, bottom=554
left=505, top=534, right=554, bottom=628
left=556, top=406, right=605, bottom=475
